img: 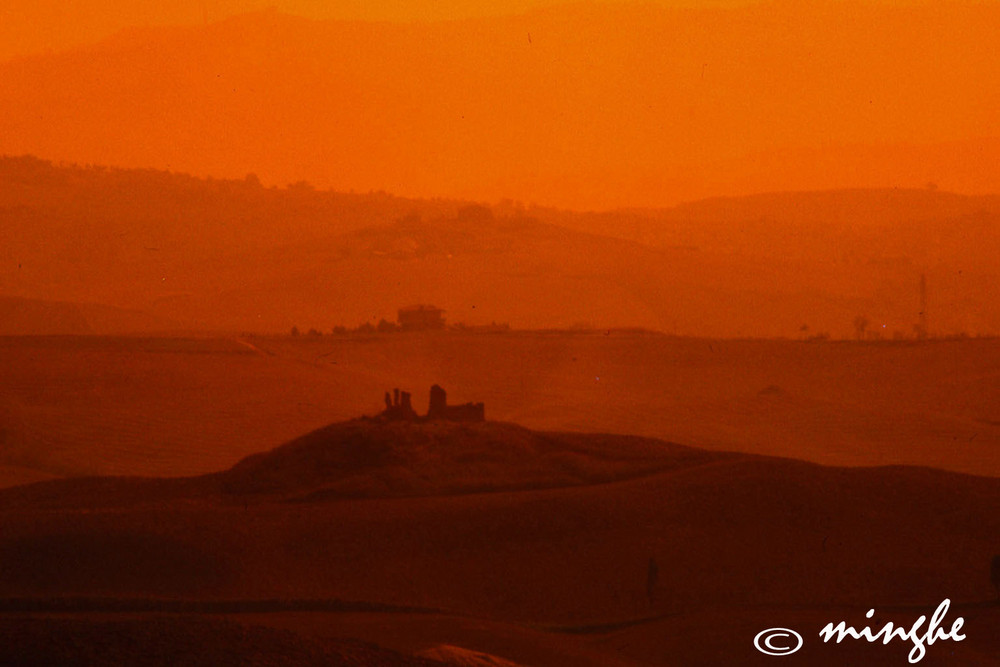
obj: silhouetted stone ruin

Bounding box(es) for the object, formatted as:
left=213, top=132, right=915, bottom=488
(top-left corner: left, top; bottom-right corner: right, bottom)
left=428, top=384, right=447, bottom=418
left=381, top=387, right=417, bottom=420
left=397, top=304, right=445, bottom=331
left=426, top=384, right=485, bottom=422
left=379, top=385, right=484, bottom=422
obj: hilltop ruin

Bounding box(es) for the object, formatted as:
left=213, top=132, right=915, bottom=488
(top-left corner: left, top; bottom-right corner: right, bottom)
left=380, top=385, right=485, bottom=422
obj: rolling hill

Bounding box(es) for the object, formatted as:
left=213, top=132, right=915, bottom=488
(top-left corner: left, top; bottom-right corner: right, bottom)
left=3, top=157, right=999, bottom=337
left=0, top=296, right=175, bottom=335
left=0, top=416, right=998, bottom=664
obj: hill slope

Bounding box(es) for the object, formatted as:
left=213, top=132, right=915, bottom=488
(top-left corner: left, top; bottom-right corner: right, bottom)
left=4, top=157, right=1000, bottom=336
left=0, top=418, right=725, bottom=508
left=0, top=296, right=174, bottom=335
left=0, top=418, right=998, bottom=665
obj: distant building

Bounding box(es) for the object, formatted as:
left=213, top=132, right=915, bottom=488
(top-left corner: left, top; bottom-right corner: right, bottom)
left=397, top=305, right=445, bottom=331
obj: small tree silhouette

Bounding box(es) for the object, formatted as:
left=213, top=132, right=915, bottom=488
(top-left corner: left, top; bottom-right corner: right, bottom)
left=991, top=554, right=1000, bottom=601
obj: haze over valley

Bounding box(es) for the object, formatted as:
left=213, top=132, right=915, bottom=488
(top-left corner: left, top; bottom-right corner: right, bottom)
left=3, top=157, right=999, bottom=338
left=2, top=2, right=999, bottom=664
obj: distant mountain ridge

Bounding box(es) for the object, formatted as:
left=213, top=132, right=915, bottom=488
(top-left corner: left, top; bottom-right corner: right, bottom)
left=3, top=155, right=999, bottom=336
left=1, top=2, right=998, bottom=208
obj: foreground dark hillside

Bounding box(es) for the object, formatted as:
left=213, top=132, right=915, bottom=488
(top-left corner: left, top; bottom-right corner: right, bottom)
left=0, top=419, right=720, bottom=508
left=0, top=616, right=441, bottom=667
left=0, top=417, right=998, bottom=664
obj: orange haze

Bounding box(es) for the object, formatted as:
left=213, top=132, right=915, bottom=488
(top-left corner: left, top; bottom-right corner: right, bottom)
left=1, top=1, right=998, bottom=209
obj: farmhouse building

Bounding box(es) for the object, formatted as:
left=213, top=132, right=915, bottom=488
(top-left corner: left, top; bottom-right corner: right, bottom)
left=397, top=304, right=445, bottom=331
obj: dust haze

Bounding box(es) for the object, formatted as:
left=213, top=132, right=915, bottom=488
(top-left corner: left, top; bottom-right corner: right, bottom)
left=1, top=2, right=999, bottom=665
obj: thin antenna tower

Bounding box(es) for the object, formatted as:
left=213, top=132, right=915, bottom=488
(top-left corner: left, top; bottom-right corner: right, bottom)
left=918, top=273, right=928, bottom=339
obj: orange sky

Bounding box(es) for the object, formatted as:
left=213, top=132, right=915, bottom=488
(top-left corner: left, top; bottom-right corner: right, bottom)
left=1, top=0, right=998, bottom=209
left=2, top=1, right=758, bottom=60
left=2, top=1, right=999, bottom=336
left=0, top=0, right=959, bottom=62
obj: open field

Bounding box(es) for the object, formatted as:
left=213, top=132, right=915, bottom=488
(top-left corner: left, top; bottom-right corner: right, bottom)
left=1, top=334, right=999, bottom=664
left=1, top=333, right=998, bottom=488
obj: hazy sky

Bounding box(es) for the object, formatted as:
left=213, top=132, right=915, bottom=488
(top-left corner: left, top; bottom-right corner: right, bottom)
left=3, top=0, right=997, bottom=209
left=0, top=0, right=916, bottom=60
